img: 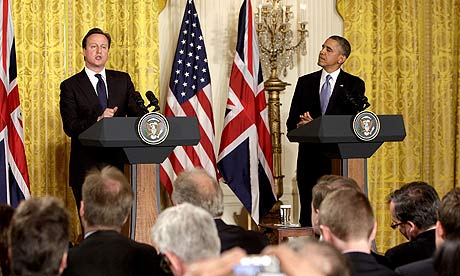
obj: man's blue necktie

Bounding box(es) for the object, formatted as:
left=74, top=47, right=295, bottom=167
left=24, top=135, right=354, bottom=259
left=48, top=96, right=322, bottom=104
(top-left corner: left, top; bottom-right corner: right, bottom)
left=95, top=74, right=107, bottom=110
left=320, top=74, right=332, bottom=114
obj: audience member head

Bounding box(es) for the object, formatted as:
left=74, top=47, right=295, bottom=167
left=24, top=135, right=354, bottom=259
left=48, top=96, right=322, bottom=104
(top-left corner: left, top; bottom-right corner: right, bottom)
left=434, top=238, right=460, bottom=276
left=311, top=175, right=361, bottom=234
left=287, top=237, right=352, bottom=276
left=319, top=188, right=375, bottom=252
left=0, top=204, right=14, bottom=276
left=172, top=167, right=224, bottom=217
left=388, top=181, right=439, bottom=240
left=436, top=187, right=460, bottom=248
left=8, top=197, right=69, bottom=276
left=151, top=203, right=220, bottom=276
left=81, top=165, right=133, bottom=232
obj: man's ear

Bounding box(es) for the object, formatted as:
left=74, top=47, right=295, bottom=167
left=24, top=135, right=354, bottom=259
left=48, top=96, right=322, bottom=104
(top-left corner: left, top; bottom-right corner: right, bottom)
left=406, top=221, right=419, bottom=240
left=58, top=252, right=68, bottom=275
left=319, top=225, right=333, bottom=243
left=436, top=220, right=445, bottom=239
left=338, top=54, right=347, bottom=64
left=79, top=201, right=85, bottom=218
left=165, top=251, right=184, bottom=276
left=369, top=221, right=377, bottom=243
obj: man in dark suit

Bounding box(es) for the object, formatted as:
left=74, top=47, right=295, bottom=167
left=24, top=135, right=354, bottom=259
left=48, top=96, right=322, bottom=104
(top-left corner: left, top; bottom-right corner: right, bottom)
left=320, top=188, right=396, bottom=276
left=385, top=182, right=439, bottom=269
left=172, top=167, right=269, bottom=254
left=395, top=187, right=460, bottom=276
left=60, top=28, right=145, bottom=209
left=286, top=35, right=367, bottom=226
left=62, top=165, right=163, bottom=276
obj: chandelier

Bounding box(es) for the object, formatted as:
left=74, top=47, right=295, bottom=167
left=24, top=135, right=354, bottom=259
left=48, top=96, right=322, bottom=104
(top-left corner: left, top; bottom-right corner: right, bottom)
left=256, top=0, right=308, bottom=79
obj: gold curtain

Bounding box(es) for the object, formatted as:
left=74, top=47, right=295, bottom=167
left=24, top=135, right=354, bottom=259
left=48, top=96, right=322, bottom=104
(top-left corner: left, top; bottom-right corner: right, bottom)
left=337, top=0, right=460, bottom=252
left=13, top=0, right=167, bottom=242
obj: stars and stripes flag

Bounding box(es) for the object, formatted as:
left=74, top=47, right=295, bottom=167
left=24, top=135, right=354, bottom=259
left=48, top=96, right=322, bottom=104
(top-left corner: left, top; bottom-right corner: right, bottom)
left=217, top=0, right=276, bottom=224
left=160, top=0, right=217, bottom=195
left=0, top=0, right=30, bottom=207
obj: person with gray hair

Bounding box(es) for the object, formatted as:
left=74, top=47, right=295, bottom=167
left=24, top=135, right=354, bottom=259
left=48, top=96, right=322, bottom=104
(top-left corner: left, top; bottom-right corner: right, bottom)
left=385, top=181, right=439, bottom=269
left=8, top=196, right=69, bottom=276
left=172, top=167, right=268, bottom=254
left=62, top=165, right=163, bottom=276
left=151, top=202, right=220, bottom=276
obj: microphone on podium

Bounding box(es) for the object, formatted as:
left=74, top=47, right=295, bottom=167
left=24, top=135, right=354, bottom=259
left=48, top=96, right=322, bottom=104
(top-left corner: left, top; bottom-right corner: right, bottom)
left=145, top=91, right=160, bottom=112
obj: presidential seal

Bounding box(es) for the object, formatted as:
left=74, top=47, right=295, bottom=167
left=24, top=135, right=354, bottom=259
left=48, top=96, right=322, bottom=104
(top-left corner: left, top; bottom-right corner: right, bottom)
left=137, top=112, right=169, bottom=145
left=352, top=111, right=380, bottom=141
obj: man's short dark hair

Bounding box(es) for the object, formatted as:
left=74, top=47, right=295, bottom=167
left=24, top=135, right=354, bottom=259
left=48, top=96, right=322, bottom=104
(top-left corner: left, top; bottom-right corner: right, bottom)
left=329, top=35, right=351, bottom=58
left=312, top=175, right=361, bottom=210
left=438, top=187, right=460, bottom=239
left=8, top=196, right=69, bottom=276
left=82, top=165, right=133, bottom=228
left=82, top=28, right=111, bottom=49
left=388, top=181, right=440, bottom=230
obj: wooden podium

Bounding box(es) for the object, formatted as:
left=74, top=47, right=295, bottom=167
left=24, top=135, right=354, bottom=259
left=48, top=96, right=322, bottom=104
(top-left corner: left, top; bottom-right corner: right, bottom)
left=79, top=116, right=199, bottom=244
left=287, top=115, right=406, bottom=191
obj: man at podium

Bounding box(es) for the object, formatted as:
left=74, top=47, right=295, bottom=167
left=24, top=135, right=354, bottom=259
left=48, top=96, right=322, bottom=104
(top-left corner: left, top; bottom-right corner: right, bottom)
left=60, top=28, right=145, bottom=210
left=286, top=35, right=367, bottom=226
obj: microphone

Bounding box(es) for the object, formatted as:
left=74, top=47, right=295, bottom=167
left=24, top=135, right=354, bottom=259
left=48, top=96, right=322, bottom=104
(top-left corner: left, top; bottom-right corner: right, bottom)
left=145, top=90, right=160, bottom=112
left=133, top=91, right=149, bottom=115
left=340, top=86, right=370, bottom=113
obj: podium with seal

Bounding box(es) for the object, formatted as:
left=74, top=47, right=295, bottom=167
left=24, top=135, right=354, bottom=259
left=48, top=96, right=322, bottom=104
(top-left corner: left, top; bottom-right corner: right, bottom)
left=79, top=115, right=199, bottom=244
left=287, top=112, right=406, bottom=192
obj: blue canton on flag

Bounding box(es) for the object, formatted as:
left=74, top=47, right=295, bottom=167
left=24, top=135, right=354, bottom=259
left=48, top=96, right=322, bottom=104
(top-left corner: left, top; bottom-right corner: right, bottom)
left=160, top=0, right=217, bottom=194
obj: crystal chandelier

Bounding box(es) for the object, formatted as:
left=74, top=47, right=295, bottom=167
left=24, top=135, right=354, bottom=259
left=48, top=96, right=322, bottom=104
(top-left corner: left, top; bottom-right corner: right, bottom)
left=256, top=0, right=308, bottom=79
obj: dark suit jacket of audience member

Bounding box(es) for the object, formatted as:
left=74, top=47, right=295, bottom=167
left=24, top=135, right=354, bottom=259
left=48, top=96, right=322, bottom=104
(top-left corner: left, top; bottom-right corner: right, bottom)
left=286, top=69, right=365, bottom=226
left=395, top=258, right=436, bottom=276
left=345, top=252, right=398, bottom=276
left=60, top=69, right=144, bottom=207
left=62, top=230, right=164, bottom=276
left=384, top=229, right=436, bottom=269
left=215, top=219, right=269, bottom=254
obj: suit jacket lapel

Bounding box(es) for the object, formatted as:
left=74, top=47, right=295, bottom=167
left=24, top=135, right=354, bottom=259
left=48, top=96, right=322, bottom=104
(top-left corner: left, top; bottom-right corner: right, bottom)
left=76, top=69, right=100, bottom=104
left=327, top=70, right=346, bottom=113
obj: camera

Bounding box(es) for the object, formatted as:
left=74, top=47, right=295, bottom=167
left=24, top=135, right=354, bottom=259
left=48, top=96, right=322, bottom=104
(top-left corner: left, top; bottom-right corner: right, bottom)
left=232, top=255, right=285, bottom=275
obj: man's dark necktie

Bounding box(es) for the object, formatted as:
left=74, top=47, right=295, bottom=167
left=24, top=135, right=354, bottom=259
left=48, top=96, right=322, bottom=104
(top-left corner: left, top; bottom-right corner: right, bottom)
left=95, top=74, right=107, bottom=110
left=320, top=74, right=332, bottom=114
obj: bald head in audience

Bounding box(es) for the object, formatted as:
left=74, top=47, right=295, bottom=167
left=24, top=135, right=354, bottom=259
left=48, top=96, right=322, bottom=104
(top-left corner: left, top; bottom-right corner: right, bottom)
left=287, top=237, right=352, bottom=276
left=171, top=167, right=268, bottom=254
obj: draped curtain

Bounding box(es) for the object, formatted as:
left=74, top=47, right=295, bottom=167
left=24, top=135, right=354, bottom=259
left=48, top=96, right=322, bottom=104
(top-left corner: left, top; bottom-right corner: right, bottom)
left=337, top=0, right=460, bottom=252
left=12, top=0, right=166, bottom=242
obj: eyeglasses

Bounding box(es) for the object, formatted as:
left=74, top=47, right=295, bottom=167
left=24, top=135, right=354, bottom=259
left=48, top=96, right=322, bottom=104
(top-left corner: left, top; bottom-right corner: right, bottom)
left=390, top=221, right=406, bottom=229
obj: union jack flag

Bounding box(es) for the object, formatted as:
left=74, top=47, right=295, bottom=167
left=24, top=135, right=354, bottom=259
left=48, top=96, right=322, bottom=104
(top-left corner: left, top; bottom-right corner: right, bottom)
left=217, top=0, right=276, bottom=224
left=160, top=0, right=217, bottom=194
left=0, top=0, right=30, bottom=207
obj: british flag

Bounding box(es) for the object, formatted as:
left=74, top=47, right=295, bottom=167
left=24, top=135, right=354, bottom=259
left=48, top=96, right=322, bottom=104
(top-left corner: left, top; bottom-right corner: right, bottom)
left=217, top=0, right=276, bottom=224
left=160, top=0, right=217, bottom=194
left=0, top=0, right=30, bottom=207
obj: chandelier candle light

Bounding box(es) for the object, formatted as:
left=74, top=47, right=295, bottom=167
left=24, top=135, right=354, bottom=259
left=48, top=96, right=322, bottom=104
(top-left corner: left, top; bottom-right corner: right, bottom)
left=255, top=0, right=308, bottom=199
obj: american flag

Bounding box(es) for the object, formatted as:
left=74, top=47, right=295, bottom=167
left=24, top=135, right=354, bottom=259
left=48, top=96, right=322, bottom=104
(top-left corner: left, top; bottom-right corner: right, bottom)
left=217, top=0, right=276, bottom=224
left=160, top=0, right=217, bottom=194
left=0, top=0, right=30, bottom=207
